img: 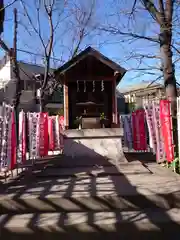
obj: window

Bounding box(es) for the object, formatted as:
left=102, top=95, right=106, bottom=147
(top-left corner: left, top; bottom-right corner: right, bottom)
left=49, top=87, right=63, bottom=103
left=20, top=80, right=25, bottom=90
left=26, top=81, right=34, bottom=90
left=21, top=80, right=35, bottom=91
left=35, top=80, right=41, bottom=89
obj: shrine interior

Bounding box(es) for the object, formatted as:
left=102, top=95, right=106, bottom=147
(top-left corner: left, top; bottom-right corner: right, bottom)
left=68, top=80, right=112, bottom=129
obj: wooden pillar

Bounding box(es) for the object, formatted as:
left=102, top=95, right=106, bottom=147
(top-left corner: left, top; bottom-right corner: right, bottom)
left=64, top=81, right=69, bottom=129
left=112, top=77, right=118, bottom=126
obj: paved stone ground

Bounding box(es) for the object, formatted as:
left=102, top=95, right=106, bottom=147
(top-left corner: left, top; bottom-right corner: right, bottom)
left=1, top=153, right=180, bottom=239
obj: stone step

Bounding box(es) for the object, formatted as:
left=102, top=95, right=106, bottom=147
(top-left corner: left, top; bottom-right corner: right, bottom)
left=34, top=155, right=127, bottom=167
left=1, top=187, right=180, bottom=214
left=1, top=209, right=180, bottom=239
left=6, top=163, right=178, bottom=184
left=3, top=173, right=180, bottom=194
left=28, top=163, right=180, bottom=178
left=30, top=164, right=153, bottom=177
left=11, top=172, right=180, bottom=186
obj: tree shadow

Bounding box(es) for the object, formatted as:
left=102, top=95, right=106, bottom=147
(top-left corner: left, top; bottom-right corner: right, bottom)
left=124, top=152, right=156, bottom=163
left=1, top=140, right=180, bottom=239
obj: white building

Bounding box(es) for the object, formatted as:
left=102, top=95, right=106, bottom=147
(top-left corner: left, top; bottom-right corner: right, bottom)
left=0, top=53, right=63, bottom=113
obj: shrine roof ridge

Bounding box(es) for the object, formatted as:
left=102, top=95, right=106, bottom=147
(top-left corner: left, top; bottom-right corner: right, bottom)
left=55, top=46, right=126, bottom=77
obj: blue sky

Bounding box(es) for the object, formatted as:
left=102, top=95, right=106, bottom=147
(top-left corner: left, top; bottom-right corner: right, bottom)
left=1, top=0, right=179, bottom=90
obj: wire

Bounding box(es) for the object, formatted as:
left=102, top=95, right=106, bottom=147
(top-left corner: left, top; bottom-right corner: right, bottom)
left=17, top=48, right=64, bottom=62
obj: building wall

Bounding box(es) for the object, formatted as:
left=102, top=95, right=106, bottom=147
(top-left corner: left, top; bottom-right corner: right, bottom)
left=116, top=89, right=126, bottom=114
left=0, top=60, right=11, bottom=88
left=117, top=97, right=125, bottom=114
left=123, top=87, right=165, bottom=113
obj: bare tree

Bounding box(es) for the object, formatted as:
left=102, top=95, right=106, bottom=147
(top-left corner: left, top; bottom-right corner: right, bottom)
left=142, top=0, right=177, bottom=115
left=19, top=0, right=96, bottom=112
left=100, top=0, right=179, bottom=116
left=19, top=0, right=57, bottom=111
left=68, top=0, right=96, bottom=58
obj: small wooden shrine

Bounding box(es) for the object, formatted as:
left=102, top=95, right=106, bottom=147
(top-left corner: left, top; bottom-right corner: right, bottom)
left=55, top=47, right=126, bottom=129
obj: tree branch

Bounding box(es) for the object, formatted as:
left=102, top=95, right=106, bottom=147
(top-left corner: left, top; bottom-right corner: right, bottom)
left=100, top=26, right=160, bottom=43
left=41, top=3, right=54, bottom=91
left=20, top=0, right=46, bottom=51
left=71, top=0, right=95, bottom=58
left=140, top=0, right=162, bottom=24
left=0, top=38, right=11, bottom=53
left=0, top=0, right=17, bottom=11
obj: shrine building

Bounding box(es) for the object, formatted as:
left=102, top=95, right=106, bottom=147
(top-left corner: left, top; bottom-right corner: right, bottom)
left=55, top=46, right=126, bottom=129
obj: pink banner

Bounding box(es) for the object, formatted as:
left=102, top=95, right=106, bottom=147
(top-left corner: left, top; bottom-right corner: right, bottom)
left=132, top=110, right=147, bottom=151
left=22, top=112, right=26, bottom=162
left=144, top=104, right=157, bottom=154
left=152, top=101, right=164, bottom=162
left=39, top=113, right=49, bottom=157
left=160, top=100, right=174, bottom=162
left=10, top=110, right=16, bottom=170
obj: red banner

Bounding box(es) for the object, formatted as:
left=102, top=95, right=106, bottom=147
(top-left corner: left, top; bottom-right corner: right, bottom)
left=39, top=112, right=49, bottom=157
left=132, top=109, right=147, bottom=151
left=160, top=100, right=174, bottom=162
left=48, top=117, right=55, bottom=151
left=59, top=116, right=64, bottom=129
left=59, top=116, right=64, bottom=149
left=10, top=110, right=16, bottom=170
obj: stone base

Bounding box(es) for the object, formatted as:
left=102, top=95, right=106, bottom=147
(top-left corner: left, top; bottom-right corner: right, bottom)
left=82, top=117, right=101, bottom=129
left=63, top=128, right=126, bottom=164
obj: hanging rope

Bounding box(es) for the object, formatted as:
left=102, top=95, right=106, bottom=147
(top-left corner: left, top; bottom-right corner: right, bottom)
left=101, top=80, right=104, bottom=91
left=77, top=80, right=79, bottom=92
left=93, top=81, right=95, bottom=92
left=84, top=80, right=86, bottom=92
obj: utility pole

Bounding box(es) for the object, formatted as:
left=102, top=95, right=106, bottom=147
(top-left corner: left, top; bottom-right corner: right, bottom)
left=0, top=0, right=4, bottom=35
left=12, top=8, right=21, bottom=109
left=12, top=8, right=22, bottom=148
left=13, top=8, right=17, bottom=64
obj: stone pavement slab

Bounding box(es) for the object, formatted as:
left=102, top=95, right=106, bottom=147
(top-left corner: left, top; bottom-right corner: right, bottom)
left=1, top=158, right=180, bottom=239
left=1, top=209, right=180, bottom=238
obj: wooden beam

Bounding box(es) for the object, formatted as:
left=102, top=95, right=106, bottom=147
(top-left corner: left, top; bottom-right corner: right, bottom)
left=66, top=76, right=114, bottom=82
left=112, top=76, right=117, bottom=125
left=64, top=80, right=69, bottom=129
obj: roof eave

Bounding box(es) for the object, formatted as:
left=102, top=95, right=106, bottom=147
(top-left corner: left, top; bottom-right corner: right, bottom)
left=116, top=70, right=127, bottom=85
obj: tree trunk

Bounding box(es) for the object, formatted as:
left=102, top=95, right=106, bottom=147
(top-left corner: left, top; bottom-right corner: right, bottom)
left=39, top=93, right=45, bottom=112
left=159, top=26, right=178, bottom=154
left=159, top=28, right=177, bottom=116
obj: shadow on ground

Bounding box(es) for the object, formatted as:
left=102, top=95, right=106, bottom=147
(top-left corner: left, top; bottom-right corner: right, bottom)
left=1, top=141, right=180, bottom=239
left=124, top=152, right=156, bottom=163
